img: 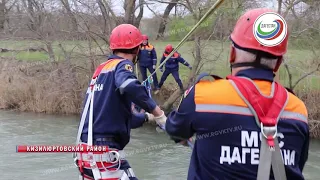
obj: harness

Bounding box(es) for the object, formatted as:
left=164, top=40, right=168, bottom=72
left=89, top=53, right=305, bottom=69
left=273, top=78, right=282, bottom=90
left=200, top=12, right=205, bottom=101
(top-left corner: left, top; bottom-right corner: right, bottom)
left=227, top=75, right=288, bottom=180
left=74, top=59, right=136, bottom=180
left=133, top=76, right=153, bottom=113
left=195, top=73, right=288, bottom=180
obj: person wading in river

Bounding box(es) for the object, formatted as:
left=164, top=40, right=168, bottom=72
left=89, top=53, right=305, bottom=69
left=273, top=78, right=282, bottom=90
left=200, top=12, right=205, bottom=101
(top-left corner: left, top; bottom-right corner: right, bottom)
left=160, top=8, right=309, bottom=180
left=74, top=24, right=167, bottom=180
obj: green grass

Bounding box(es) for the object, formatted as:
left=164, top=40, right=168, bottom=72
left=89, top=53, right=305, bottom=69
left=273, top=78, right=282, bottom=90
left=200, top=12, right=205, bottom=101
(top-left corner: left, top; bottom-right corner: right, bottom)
left=0, top=39, right=319, bottom=90
left=0, top=40, right=106, bottom=61
left=0, top=51, right=49, bottom=61
left=149, top=40, right=320, bottom=90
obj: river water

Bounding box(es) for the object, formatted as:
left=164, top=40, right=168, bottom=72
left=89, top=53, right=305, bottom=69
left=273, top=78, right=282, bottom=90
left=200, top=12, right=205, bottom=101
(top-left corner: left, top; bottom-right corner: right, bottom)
left=0, top=110, right=319, bottom=180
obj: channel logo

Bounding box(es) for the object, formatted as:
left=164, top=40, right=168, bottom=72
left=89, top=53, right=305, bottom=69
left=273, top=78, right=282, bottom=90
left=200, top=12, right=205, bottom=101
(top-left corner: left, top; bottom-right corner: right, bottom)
left=253, top=12, right=287, bottom=47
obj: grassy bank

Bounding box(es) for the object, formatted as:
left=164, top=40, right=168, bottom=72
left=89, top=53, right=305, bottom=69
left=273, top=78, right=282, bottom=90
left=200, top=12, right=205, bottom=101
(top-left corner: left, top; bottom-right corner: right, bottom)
left=0, top=40, right=319, bottom=137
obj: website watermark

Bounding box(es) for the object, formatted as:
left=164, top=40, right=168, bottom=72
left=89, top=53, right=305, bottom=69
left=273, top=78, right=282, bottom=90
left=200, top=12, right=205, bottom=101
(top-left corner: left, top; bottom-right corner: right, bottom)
left=163, top=20, right=211, bottom=37
left=193, top=125, right=243, bottom=141
left=1, top=60, right=51, bottom=72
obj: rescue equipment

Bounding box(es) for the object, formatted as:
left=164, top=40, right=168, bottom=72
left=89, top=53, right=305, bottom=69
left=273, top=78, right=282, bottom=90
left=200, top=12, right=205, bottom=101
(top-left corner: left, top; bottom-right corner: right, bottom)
left=109, top=24, right=143, bottom=50
left=230, top=9, right=288, bottom=57
left=227, top=75, right=288, bottom=180
left=74, top=59, right=136, bottom=180
left=142, top=35, right=148, bottom=41
left=165, top=44, right=173, bottom=53
left=133, top=76, right=153, bottom=113
left=143, top=77, right=153, bottom=99
left=229, top=8, right=289, bottom=73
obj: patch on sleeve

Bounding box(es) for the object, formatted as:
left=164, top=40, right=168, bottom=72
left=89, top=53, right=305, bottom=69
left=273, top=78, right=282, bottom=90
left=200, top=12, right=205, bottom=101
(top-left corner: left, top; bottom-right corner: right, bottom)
left=124, top=64, right=133, bottom=72
left=184, top=85, right=194, bottom=98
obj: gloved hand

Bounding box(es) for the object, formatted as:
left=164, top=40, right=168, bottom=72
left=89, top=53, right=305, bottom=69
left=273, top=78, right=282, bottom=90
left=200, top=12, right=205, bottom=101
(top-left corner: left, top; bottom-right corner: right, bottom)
left=153, top=65, right=156, bottom=69
left=160, top=68, right=163, bottom=72
left=145, top=112, right=155, bottom=122
left=154, top=110, right=167, bottom=127
left=188, top=65, right=192, bottom=70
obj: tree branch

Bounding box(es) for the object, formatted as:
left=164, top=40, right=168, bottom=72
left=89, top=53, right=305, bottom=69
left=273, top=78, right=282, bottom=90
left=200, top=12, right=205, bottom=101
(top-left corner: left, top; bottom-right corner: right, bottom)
left=292, top=63, right=320, bottom=90
left=283, top=61, right=293, bottom=89
left=283, top=0, right=302, bottom=18
left=149, top=0, right=189, bottom=10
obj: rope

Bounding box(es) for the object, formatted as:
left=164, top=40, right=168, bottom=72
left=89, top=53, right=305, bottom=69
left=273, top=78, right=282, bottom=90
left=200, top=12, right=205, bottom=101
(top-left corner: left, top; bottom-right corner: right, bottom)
left=141, top=0, right=226, bottom=84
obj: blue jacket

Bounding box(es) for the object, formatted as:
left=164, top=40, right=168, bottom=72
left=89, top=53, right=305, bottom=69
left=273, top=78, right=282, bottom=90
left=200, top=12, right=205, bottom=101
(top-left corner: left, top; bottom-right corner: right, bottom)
left=138, top=44, right=157, bottom=67
left=80, top=55, right=157, bottom=150
left=165, top=69, right=309, bottom=180
left=160, top=52, right=190, bottom=70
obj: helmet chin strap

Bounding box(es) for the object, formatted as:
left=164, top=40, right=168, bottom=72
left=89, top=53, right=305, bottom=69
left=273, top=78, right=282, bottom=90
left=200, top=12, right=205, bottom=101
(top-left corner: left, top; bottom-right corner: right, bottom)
left=132, top=47, right=140, bottom=64
left=230, top=62, right=274, bottom=71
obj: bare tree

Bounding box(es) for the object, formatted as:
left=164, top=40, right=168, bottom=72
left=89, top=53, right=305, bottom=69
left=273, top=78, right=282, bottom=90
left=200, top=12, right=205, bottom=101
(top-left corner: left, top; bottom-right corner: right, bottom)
left=154, top=0, right=179, bottom=40
left=19, top=0, right=56, bottom=61
left=0, top=0, right=16, bottom=30
left=284, top=61, right=320, bottom=90
left=0, top=0, right=7, bottom=30
left=60, top=0, right=78, bottom=31
left=278, top=0, right=283, bottom=13
left=134, top=0, right=144, bottom=27
left=124, top=0, right=136, bottom=24
left=96, top=0, right=110, bottom=33
left=100, top=0, right=120, bottom=25
left=122, top=0, right=145, bottom=27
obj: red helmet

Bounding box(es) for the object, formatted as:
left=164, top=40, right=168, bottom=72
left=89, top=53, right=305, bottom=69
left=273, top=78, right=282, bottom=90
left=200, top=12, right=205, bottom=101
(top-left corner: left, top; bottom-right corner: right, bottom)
left=109, top=24, right=143, bottom=50
left=230, top=8, right=289, bottom=56
left=142, top=35, right=148, bottom=40
left=165, top=44, right=173, bottom=53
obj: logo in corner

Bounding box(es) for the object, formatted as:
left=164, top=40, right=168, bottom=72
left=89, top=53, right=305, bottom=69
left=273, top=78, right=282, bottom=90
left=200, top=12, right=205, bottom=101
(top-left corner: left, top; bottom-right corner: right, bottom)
left=253, top=12, right=287, bottom=47
left=124, top=64, right=133, bottom=72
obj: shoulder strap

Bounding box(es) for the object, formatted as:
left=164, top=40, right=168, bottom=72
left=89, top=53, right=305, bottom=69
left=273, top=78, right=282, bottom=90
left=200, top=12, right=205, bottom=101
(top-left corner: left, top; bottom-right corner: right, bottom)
left=227, top=75, right=288, bottom=180
left=227, top=75, right=288, bottom=126
left=76, top=59, right=123, bottom=145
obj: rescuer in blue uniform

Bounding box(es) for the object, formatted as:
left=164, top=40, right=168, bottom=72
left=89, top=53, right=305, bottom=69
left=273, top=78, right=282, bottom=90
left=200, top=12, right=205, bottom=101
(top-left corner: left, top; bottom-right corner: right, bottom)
left=158, top=44, right=192, bottom=92
left=138, top=35, right=160, bottom=92
left=76, top=24, right=167, bottom=180
left=157, top=9, right=309, bottom=180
